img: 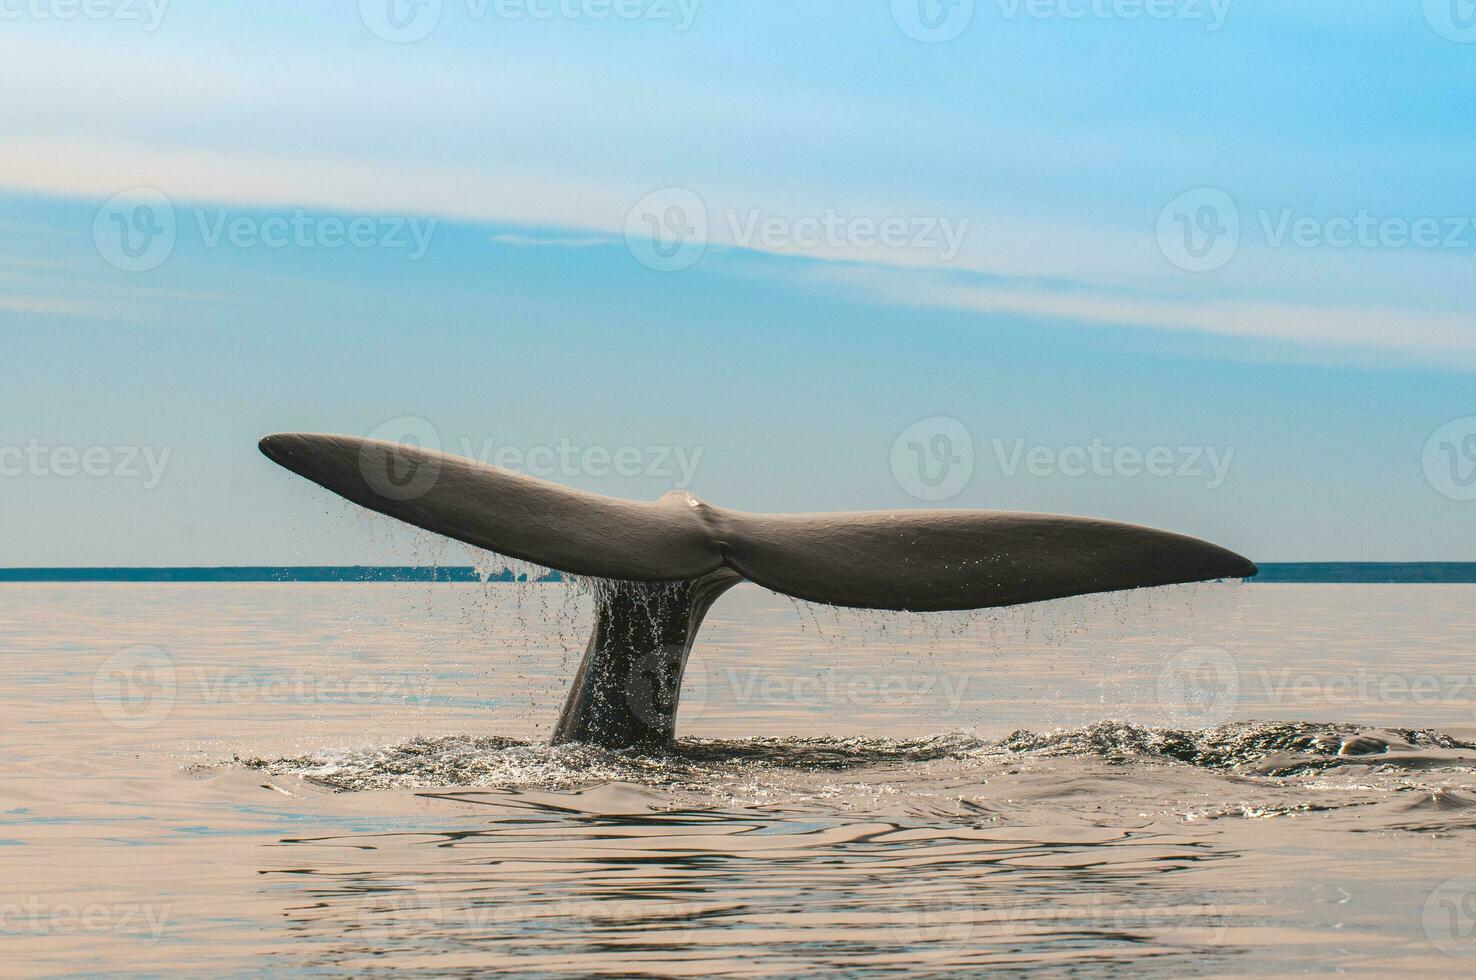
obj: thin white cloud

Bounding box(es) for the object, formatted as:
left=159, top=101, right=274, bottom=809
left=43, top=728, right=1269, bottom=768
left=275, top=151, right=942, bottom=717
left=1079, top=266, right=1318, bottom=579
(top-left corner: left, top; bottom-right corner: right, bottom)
left=3, top=33, right=1472, bottom=368
left=0, top=291, right=155, bottom=322
left=845, top=268, right=1476, bottom=366
left=488, top=232, right=621, bottom=248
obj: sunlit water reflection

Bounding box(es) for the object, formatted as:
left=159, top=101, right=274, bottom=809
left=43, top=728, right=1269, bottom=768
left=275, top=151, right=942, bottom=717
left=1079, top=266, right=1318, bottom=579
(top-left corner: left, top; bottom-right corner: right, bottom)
left=3, top=580, right=1476, bottom=975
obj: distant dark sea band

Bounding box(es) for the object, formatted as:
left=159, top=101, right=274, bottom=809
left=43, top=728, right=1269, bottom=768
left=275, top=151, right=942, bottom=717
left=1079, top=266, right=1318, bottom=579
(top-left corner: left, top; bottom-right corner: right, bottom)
left=1, top=564, right=1475, bottom=584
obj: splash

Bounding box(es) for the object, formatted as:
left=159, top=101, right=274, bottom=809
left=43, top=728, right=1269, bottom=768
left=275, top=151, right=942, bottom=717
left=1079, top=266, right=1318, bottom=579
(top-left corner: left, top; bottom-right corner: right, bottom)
left=1001, top=720, right=1476, bottom=775
left=237, top=720, right=1476, bottom=799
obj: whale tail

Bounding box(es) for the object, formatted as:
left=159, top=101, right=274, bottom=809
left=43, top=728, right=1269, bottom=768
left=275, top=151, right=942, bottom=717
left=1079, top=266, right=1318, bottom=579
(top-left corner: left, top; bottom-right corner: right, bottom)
left=260, top=432, right=1255, bottom=746
left=258, top=433, right=1255, bottom=609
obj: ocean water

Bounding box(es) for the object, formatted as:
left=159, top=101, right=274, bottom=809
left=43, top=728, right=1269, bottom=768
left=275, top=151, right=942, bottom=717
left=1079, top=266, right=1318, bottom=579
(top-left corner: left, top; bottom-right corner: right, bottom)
left=4, top=581, right=1476, bottom=976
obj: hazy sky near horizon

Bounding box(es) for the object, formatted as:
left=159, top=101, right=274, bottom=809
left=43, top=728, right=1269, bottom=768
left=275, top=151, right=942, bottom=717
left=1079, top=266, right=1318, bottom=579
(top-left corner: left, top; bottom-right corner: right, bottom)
left=2, top=0, right=1474, bottom=564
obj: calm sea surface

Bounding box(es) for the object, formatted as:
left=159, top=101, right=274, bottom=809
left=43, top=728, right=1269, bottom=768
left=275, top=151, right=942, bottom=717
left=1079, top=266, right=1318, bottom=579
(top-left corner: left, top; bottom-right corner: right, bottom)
left=4, top=581, right=1476, bottom=976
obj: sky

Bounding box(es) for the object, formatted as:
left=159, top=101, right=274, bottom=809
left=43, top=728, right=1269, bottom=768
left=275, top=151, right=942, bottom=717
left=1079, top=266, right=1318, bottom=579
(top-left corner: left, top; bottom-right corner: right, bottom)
left=2, top=0, right=1474, bottom=564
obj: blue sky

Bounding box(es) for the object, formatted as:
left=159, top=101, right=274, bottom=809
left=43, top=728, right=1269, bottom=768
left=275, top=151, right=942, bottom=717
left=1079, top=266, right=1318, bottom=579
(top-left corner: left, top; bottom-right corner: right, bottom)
left=2, top=0, right=1473, bottom=564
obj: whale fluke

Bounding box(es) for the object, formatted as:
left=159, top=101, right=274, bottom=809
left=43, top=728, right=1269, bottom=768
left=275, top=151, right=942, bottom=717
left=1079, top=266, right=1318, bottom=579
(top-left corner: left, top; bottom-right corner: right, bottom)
left=720, top=510, right=1253, bottom=612
left=259, top=433, right=720, bottom=582
left=259, top=433, right=1254, bottom=609
left=260, top=432, right=1255, bottom=747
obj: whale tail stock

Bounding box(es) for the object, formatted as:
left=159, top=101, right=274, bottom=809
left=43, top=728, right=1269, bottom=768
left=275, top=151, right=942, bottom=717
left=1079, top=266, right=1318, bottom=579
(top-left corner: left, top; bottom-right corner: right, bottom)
left=259, top=433, right=1256, bottom=747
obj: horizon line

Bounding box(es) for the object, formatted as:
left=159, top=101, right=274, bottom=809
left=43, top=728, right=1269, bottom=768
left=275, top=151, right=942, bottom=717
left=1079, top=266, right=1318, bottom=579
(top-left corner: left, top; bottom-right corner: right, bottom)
left=3, top=563, right=1476, bottom=584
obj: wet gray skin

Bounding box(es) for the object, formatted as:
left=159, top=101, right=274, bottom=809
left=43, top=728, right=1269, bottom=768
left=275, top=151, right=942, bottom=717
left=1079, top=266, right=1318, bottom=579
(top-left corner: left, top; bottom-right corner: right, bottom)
left=259, top=433, right=1256, bottom=749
